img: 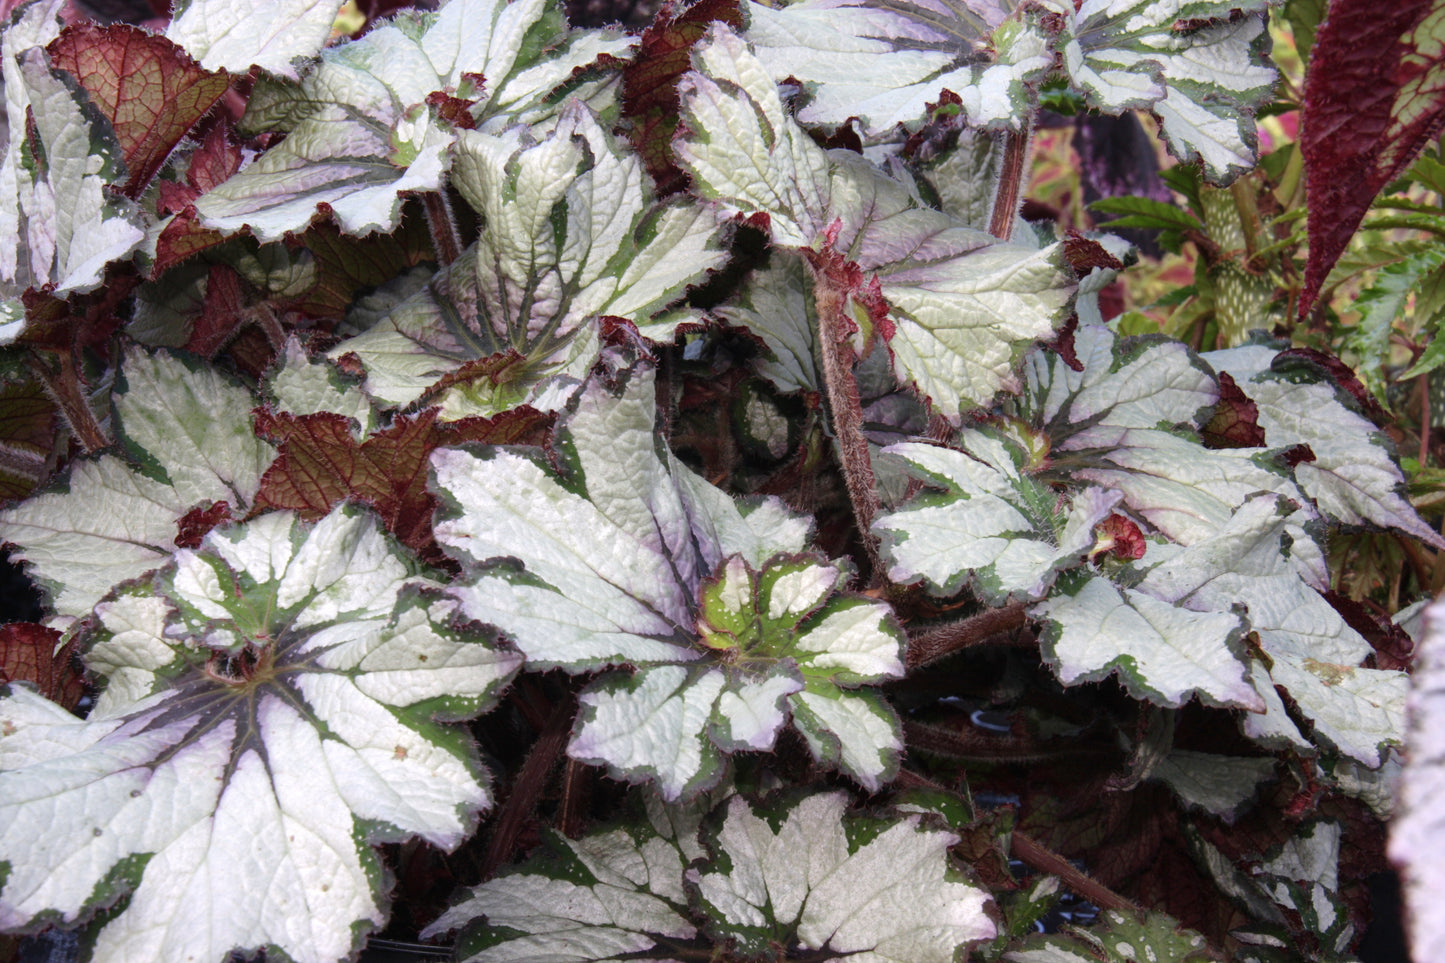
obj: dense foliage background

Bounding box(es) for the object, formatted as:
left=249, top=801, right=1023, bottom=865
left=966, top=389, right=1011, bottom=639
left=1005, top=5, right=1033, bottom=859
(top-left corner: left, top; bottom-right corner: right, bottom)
left=1, top=0, right=1444, bottom=961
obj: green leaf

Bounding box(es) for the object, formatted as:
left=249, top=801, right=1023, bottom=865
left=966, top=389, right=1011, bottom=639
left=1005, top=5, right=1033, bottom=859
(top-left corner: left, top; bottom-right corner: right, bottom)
left=1089, top=196, right=1206, bottom=233
left=1005, top=908, right=1220, bottom=962
left=1067, top=1, right=1275, bottom=182
left=0, top=506, right=521, bottom=963
left=740, top=0, right=1054, bottom=137
left=875, top=430, right=1120, bottom=602
left=334, top=102, right=726, bottom=416
left=1033, top=569, right=1257, bottom=710
left=0, top=349, right=274, bottom=618
left=432, top=358, right=903, bottom=799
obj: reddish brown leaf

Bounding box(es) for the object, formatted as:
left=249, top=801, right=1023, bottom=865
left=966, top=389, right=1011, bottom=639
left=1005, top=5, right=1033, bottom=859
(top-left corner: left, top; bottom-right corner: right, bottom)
left=1043, top=312, right=1083, bottom=372
left=0, top=623, right=84, bottom=711
left=47, top=24, right=230, bottom=199
left=183, top=264, right=249, bottom=358
left=1300, top=0, right=1445, bottom=314
left=1062, top=229, right=1125, bottom=274
left=252, top=406, right=554, bottom=560
left=295, top=214, right=434, bottom=318
left=152, top=125, right=242, bottom=274
left=174, top=500, right=233, bottom=549
left=1201, top=371, right=1267, bottom=448
left=622, top=0, right=742, bottom=194
left=0, top=381, right=60, bottom=503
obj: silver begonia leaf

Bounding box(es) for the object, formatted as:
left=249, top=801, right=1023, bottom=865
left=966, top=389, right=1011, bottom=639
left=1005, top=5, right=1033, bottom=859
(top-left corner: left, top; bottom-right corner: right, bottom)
left=334, top=102, right=726, bottom=418
left=194, top=0, right=634, bottom=240
left=0, top=505, right=522, bottom=963
left=1, top=9, right=145, bottom=298
left=739, top=0, right=1274, bottom=181
left=428, top=791, right=994, bottom=963
left=431, top=359, right=904, bottom=799
left=0, top=348, right=275, bottom=617
left=675, top=24, right=1076, bottom=419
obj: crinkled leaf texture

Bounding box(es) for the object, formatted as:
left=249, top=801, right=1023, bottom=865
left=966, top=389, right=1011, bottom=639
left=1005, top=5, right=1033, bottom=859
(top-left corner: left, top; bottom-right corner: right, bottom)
left=740, top=0, right=1275, bottom=181
left=875, top=326, right=1418, bottom=765
left=334, top=101, right=726, bottom=418
left=1, top=2, right=145, bottom=297
left=0, top=505, right=522, bottom=963
left=675, top=24, right=1076, bottom=419
left=164, top=0, right=338, bottom=77
left=193, top=0, right=635, bottom=240
left=432, top=357, right=905, bottom=800
left=426, top=791, right=993, bottom=963
left=0, top=348, right=274, bottom=618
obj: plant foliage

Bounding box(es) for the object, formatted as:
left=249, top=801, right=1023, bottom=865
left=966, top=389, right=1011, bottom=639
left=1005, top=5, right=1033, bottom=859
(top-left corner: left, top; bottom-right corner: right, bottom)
left=0, top=0, right=1441, bottom=960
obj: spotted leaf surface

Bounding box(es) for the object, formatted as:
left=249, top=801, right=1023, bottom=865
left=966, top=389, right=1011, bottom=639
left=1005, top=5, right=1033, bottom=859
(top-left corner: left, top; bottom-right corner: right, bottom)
left=193, top=0, right=635, bottom=240
left=429, top=792, right=993, bottom=963
left=0, top=505, right=521, bottom=963
left=432, top=360, right=903, bottom=799
left=335, top=102, right=727, bottom=417
left=0, top=349, right=274, bottom=617
left=675, top=24, right=1075, bottom=418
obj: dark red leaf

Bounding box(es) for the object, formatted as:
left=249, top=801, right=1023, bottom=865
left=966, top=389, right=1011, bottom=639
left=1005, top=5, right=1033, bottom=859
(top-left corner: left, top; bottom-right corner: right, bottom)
left=1323, top=589, right=1415, bottom=670
left=252, top=406, right=554, bottom=561
left=622, top=0, right=742, bottom=194
left=46, top=24, right=230, bottom=199
left=1042, top=312, right=1083, bottom=372
left=1300, top=0, right=1445, bottom=315
left=296, top=214, right=434, bottom=318
left=20, top=274, right=138, bottom=353
left=1201, top=371, right=1267, bottom=448
left=424, top=90, right=477, bottom=130
left=183, top=264, right=248, bottom=358
left=1062, top=229, right=1124, bottom=274
left=0, top=381, right=60, bottom=503
left=0, top=623, right=84, bottom=711
left=1279, top=443, right=1318, bottom=468
left=174, top=500, right=233, bottom=549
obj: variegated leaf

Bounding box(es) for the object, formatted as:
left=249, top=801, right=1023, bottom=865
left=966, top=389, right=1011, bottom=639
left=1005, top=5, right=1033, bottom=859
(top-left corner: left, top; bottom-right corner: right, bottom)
left=0, top=349, right=274, bottom=617
left=676, top=24, right=1076, bottom=418
left=334, top=102, right=727, bottom=417
left=432, top=359, right=903, bottom=799
left=193, top=0, right=635, bottom=240
left=0, top=506, right=521, bottom=963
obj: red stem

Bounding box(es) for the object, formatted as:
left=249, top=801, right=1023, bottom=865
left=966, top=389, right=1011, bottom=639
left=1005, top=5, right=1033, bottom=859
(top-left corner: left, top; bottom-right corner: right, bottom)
left=988, top=124, right=1032, bottom=242
left=1010, top=830, right=1145, bottom=916
left=30, top=351, right=108, bottom=454
left=811, top=269, right=884, bottom=579
left=906, top=602, right=1030, bottom=669
left=423, top=191, right=462, bottom=266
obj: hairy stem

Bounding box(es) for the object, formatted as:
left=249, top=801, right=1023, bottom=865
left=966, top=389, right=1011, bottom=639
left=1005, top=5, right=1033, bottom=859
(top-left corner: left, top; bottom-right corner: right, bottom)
left=1009, top=830, right=1145, bottom=916
left=988, top=124, right=1032, bottom=242
left=424, top=190, right=463, bottom=266
left=811, top=268, right=884, bottom=578
left=480, top=696, right=574, bottom=877
left=30, top=351, right=108, bottom=454
left=906, top=602, right=1030, bottom=669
